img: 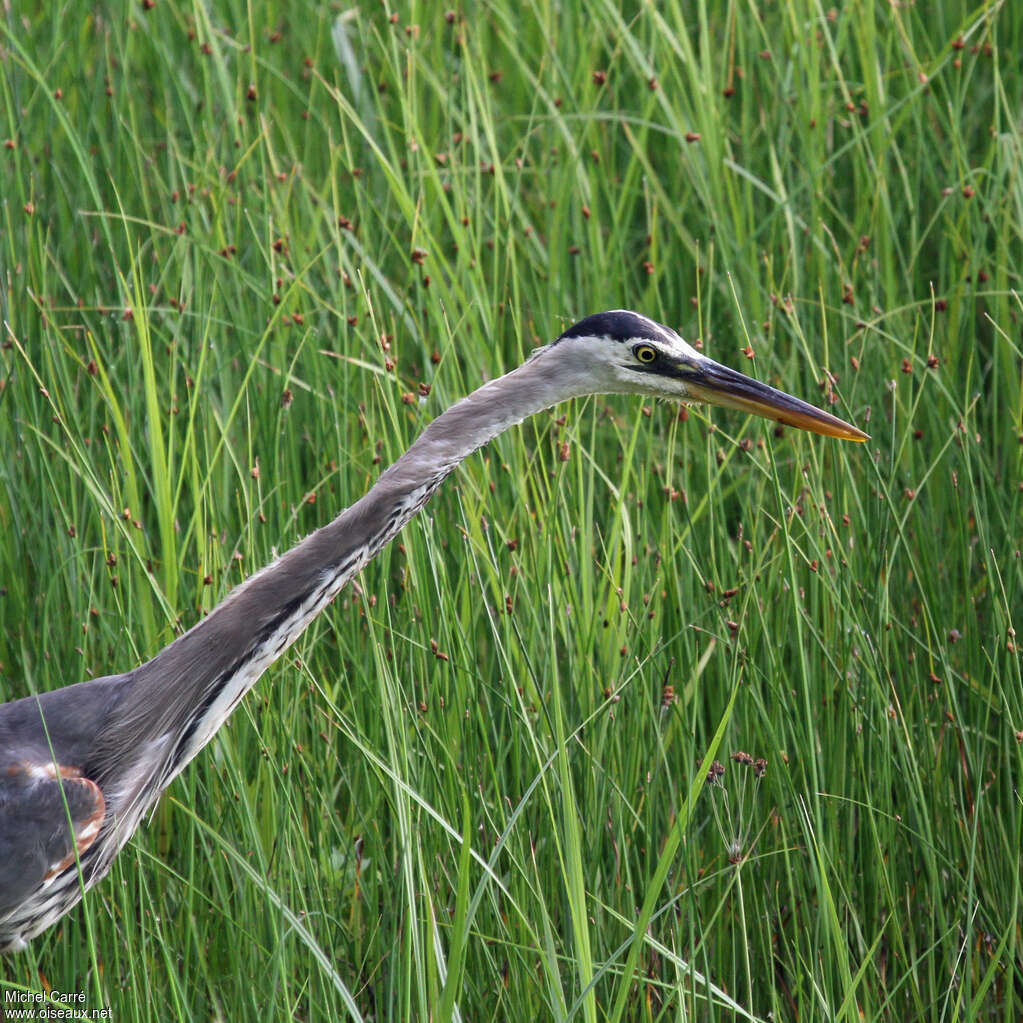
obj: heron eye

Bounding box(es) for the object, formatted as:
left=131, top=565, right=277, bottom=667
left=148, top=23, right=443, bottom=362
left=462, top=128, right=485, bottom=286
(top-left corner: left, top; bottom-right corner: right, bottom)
left=635, top=345, right=657, bottom=364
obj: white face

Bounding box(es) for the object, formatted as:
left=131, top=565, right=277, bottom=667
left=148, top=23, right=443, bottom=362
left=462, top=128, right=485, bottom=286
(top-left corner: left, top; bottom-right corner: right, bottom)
left=547, top=310, right=705, bottom=400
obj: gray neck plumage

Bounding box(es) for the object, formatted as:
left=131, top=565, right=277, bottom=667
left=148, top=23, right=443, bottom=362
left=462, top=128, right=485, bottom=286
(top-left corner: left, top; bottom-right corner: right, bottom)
left=113, top=349, right=577, bottom=790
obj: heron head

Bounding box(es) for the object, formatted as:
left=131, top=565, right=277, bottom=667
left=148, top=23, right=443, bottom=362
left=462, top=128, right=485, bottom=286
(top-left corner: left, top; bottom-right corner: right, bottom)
left=552, top=310, right=868, bottom=442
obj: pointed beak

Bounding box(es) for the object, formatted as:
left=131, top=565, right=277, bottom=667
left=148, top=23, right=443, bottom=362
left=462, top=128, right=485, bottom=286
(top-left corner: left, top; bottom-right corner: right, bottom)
left=682, top=357, right=869, bottom=442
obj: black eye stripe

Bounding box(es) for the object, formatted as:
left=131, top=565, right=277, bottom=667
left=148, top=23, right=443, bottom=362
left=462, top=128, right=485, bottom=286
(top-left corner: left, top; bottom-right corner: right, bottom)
left=626, top=358, right=688, bottom=379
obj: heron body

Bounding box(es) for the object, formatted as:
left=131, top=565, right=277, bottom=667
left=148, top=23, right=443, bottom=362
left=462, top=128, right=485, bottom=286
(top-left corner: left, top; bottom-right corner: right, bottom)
left=0, top=311, right=866, bottom=950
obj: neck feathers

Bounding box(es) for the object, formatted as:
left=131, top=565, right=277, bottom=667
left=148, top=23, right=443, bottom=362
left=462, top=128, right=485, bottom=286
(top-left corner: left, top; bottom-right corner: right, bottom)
left=119, top=351, right=567, bottom=790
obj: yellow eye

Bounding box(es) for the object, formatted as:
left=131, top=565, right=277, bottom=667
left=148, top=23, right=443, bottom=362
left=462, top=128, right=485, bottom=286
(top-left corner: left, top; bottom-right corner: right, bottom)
left=635, top=345, right=657, bottom=364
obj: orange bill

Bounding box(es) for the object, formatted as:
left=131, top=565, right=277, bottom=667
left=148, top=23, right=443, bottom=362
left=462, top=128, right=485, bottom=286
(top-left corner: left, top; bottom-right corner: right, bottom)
left=683, top=358, right=869, bottom=442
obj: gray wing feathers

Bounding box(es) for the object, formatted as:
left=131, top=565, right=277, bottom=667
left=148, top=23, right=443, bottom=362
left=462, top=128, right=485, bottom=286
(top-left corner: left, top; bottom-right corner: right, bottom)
left=0, top=770, right=104, bottom=915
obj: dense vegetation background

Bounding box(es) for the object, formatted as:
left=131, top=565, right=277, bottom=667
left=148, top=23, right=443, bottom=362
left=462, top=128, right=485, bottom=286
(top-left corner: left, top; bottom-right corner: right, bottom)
left=1, top=1, right=1020, bottom=1019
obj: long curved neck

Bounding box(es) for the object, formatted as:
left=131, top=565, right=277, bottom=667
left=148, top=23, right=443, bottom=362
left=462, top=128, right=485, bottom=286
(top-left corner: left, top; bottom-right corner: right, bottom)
left=301, top=345, right=583, bottom=593
left=361, top=348, right=577, bottom=532
left=118, top=349, right=576, bottom=786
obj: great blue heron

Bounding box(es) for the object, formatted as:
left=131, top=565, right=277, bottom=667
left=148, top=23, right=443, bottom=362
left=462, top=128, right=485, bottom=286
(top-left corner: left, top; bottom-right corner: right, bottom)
left=0, top=310, right=866, bottom=950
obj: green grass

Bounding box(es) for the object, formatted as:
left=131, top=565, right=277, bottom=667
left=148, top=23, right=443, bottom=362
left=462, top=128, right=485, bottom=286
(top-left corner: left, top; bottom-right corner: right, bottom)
left=1, top=0, right=1020, bottom=1019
